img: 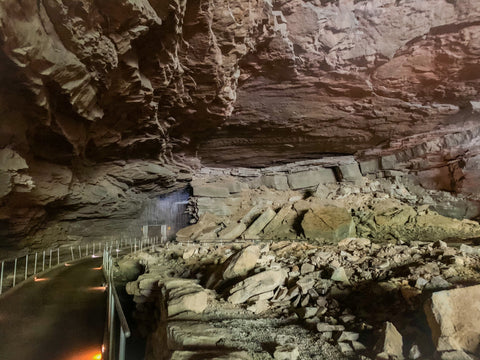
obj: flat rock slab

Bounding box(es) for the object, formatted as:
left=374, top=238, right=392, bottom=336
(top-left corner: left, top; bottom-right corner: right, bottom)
left=176, top=213, right=220, bottom=241
left=228, top=269, right=288, bottom=304
left=301, top=206, right=355, bottom=243
left=243, top=207, right=276, bottom=238
left=167, top=322, right=230, bottom=349
left=223, top=245, right=261, bottom=280
left=424, top=284, right=480, bottom=354
left=287, top=169, right=336, bottom=190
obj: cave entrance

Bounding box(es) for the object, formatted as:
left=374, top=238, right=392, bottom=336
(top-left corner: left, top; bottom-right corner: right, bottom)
left=140, top=187, right=192, bottom=240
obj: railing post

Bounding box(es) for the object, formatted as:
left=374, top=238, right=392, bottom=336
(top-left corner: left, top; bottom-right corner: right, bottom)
left=42, top=251, right=45, bottom=272
left=78, top=245, right=81, bottom=258
left=0, top=261, right=4, bottom=294
left=57, top=248, right=60, bottom=265
left=71, top=246, right=74, bottom=261
left=93, top=243, right=95, bottom=256
left=119, top=327, right=126, bottom=360
left=161, top=225, right=167, bottom=243
left=13, top=258, right=17, bottom=287
left=86, top=243, right=88, bottom=257
left=25, top=254, right=28, bottom=280
left=108, top=269, right=115, bottom=360
left=34, top=253, right=38, bottom=275
left=49, top=249, right=52, bottom=268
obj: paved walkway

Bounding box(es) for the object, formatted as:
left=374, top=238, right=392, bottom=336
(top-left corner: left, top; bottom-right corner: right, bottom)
left=0, top=257, right=106, bottom=360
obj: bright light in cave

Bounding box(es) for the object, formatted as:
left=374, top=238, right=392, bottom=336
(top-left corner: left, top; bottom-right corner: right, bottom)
left=63, top=347, right=103, bottom=360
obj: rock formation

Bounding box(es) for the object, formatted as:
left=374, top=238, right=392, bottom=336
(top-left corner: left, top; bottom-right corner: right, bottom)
left=1, top=0, right=480, bottom=245
left=120, top=237, right=480, bottom=359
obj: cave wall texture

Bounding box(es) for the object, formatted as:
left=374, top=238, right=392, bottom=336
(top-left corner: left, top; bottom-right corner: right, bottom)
left=1, top=0, right=480, bottom=247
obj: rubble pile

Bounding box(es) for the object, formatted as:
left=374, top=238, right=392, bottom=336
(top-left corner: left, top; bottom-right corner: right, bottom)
left=120, top=238, right=480, bottom=360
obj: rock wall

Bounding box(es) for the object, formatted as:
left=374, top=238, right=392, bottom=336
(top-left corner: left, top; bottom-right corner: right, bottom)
left=182, top=163, right=480, bottom=244
left=1, top=0, right=480, bottom=246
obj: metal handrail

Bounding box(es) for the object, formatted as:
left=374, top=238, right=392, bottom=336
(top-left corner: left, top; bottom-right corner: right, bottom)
left=102, top=234, right=163, bottom=360
left=112, top=285, right=131, bottom=338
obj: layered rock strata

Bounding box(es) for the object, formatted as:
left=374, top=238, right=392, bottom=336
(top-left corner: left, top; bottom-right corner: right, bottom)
left=2, top=0, right=480, bottom=245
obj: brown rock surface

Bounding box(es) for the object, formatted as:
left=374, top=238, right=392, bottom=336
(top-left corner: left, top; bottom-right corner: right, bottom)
left=1, top=0, right=480, bottom=244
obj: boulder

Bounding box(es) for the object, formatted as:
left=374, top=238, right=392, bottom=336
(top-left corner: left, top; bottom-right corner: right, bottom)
left=228, top=269, right=288, bottom=304
left=301, top=206, right=356, bottom=243
left=223, top=245, right=261, bottom=280
left=242, top=207, right=276, bottom=239
left=424, top=285, right=480, bottom=353
left=167, top=290, right=209, bottom=317
left=218, top=222, right=247, bottom=241
left=287, top=169, right=336, bottom=190
left=374, top=322, right=404, bottom=360
left=117, top=258, right=142, bottom=281
left=176, top=213, right=220, bottom=241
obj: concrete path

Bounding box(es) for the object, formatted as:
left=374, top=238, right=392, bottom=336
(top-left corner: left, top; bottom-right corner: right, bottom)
left=0, top=257, right=106, bottom=360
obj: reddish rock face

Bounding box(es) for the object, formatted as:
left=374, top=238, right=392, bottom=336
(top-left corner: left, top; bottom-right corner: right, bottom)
left=1, top=0, right=480, bottom=243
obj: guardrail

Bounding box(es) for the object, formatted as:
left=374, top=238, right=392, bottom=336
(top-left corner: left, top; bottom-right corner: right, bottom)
left=102, top=235, right=163, bottom=360
left=0, top=236, right=162, bottom=296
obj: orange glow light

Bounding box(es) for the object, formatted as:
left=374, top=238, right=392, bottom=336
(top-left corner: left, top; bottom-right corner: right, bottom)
left=88, top=286, right=106, bottom=291
left=65, top=263, right=72, bottom=267
left=34, top=277, right=49, bottom=282
left=92, top=266, right=102, bottom=270
left=64, top=347, right=103, bottom=360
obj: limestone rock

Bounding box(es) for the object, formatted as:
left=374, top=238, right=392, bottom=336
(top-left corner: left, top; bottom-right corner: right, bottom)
left=0, top=149, right=28, bottom=171
left=301, top=206, right=356, bottom=243
left=288, top=169, right=337, bottom=190
left=331, top=267, right=350, bottom=284
left=167, top=322, right=230, bottom=349
left=242, top=207, right=276, bottom=239
left=192, top=183, right=230, bottom=198
left=424, top=285, right=480, bottom=353
left=374, top=322, right=404, bottom=360
left=228, top=269, right=288, bottom=304
left=176, top=213, right=220, bottom=242
left=223, top=245, right=261, bottom=280
left=263, top=206, right=296, bottom=238
left=218, top=222, right=247, bottom=241
left=337, top=163, right=363, bottom=183
left=117, top=259, right=142, bottom=281
left=262, top=175, right=289, bottom=191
